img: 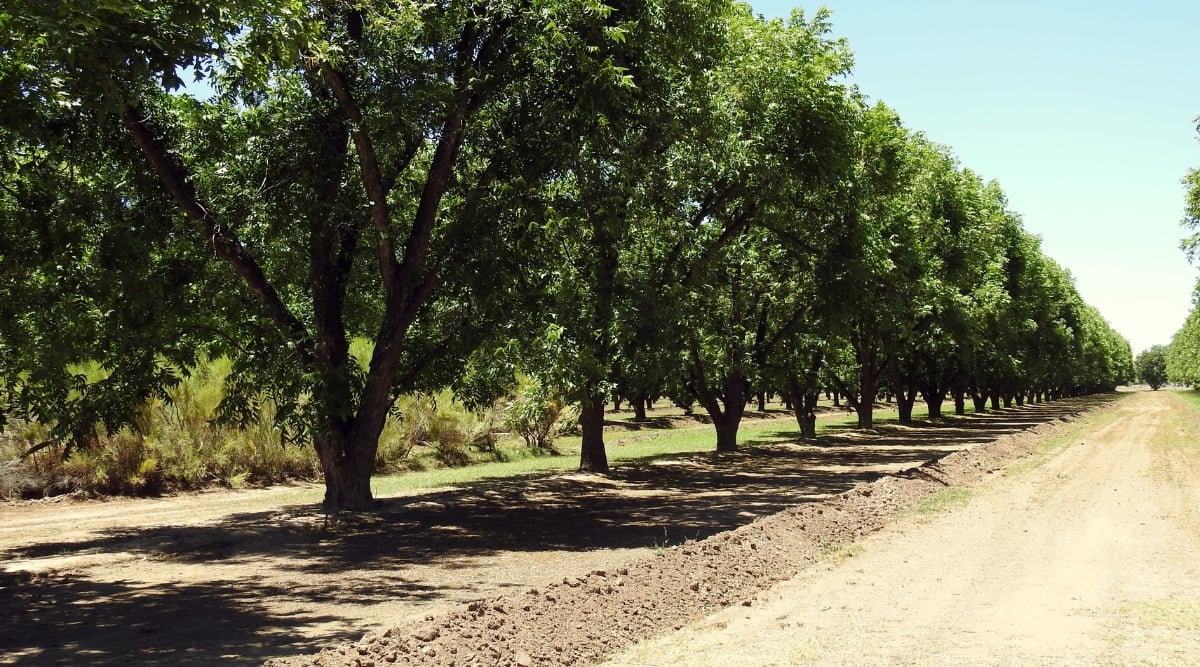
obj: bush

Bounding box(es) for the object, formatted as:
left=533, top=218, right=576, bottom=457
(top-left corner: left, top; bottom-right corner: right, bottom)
left=0, top=354, right=510, bottom=499
left=503, top=379, right=577, bottom=453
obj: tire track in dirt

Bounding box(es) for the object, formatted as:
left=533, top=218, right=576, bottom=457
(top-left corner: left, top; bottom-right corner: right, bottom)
left=602, top=391, right=1200, bottom=667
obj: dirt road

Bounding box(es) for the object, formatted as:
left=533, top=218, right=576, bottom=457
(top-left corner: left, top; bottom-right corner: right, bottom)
left=603, top=390, right=1200, bottom=666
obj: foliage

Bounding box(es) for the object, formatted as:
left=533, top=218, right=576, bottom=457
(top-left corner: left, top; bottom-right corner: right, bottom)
left=0, top=359, right=506, bottom=499
left=1168, top=302, right=1200, bottom=389
left=1135, top=345, right=1169, bottom=390
left=503, top=378, right=577, bottom=452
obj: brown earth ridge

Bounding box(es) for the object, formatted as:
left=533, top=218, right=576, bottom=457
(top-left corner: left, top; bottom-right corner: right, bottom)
left=267, top=395, right=1118, bottom=667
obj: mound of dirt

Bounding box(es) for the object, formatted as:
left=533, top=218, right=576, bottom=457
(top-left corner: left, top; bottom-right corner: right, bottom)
left=266, top=403, right=1106, bottom=667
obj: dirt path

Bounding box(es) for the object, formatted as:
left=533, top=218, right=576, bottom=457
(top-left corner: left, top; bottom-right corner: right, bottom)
left=603, top=390, right=1200, bottom=666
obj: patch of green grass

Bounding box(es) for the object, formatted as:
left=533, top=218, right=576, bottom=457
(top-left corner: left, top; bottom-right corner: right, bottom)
left=368, top=403, right=973, bottom=499
left=1097, top=597, right=1200, bottom=666
left=1132, top=599, right=1200, bottom=632
left=370, top=416, right=808, bottom=497
left=370, top=450, right=576, bottom=497
left=916, top=487, right=973, bottom=514
left=1172, top=389, right=1200, bottom=412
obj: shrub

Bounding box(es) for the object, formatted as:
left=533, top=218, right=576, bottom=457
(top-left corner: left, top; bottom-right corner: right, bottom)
left=503, top=379, right=577, bottom=453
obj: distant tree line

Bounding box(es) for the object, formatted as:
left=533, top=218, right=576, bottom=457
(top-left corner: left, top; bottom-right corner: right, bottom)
left=0, top=0, right=1133, bottom=510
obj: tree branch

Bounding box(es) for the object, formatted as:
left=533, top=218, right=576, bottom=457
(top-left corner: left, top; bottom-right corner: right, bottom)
left=320, top=65, right=402, bottom=299
left=121, top=104, right=312, bottom=363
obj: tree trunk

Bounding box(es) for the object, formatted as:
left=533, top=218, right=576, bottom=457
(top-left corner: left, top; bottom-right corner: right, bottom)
left=801, top=393, right=820, bottom=441
left=714, top=416, right=740, bottom=453
left=989, top=392, right=1000, bottom=410
left=315, top=431, right=378, bottom=512
left=1015, top=393, right=1025, bottom=406
left=889, top=358, right=915, bottom=425
left=578, top=393, right=609, bottom=473
left=1003, top=394, right=1014, bottom=408
left=856, top=344, right=877, bottom=430
left=696, top=372, right=746, bottom=453
left=971, top=391, right=987, bottom=413
left=632, top=391, right=648, bottom=421
left=855, top=401, right=873, bottom=429
left=953, top=391, right=966, bottom=415
left=756, top=390, right=767, bottom=413
left=897, top=390, right=915, bottom=424
left=924, top=391, right=945, bottom=419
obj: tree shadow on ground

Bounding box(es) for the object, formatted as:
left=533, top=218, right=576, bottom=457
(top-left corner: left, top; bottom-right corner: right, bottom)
left=0, top=394, right=1118, bottom=665
left=0, top=573, right=365, bottom=666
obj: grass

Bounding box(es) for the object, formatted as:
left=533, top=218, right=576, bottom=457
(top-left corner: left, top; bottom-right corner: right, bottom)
left=1100, top=597, right=1200, bottom=666
left=1171, top=388, right=1200, bottom=413
left=369, top=403, right=938, bottom=498
left=1131, top=598, right=1200, bottom=632
left=817, top=540, right=865, bottom=564
left=371, top=413, right=817, bottom=497
left=916, top=487, right=973, bottom=514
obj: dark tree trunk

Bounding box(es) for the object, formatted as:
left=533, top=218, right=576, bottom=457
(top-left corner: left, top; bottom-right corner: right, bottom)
left=889, top=358, right=915, bottom=425
left=714, top=416, right=740, bottom=453
left=756, top=390, right=767, bottom=413
left=924, top=392, right=945, bottom=419
left=990, top=392, right=1001, bottom=410
left=315, top=430, right=378, bottom=511
left=897, top=390, right=915, bottom=424
left=612, top=397, right=622, bottom=412
left=1015, top=393, right=1025, bottom=406
left=694, top=371, right=747, bottom=454
left=971, top=391, right=988, bottom=413
left=787, top=381, right=819, bottom=440
left=920, top=376, right=948, bottom=420
left=632, top=390, right=648, bottom=421
left=795, top=393, right=818, bottom=439
left=832, top=392, right=841, bottom=407
left=578, top=393, right=609, bottom=473
left=855, top=344, right=878, bottom=430
left=1003, top=395, right=1014, bottom=408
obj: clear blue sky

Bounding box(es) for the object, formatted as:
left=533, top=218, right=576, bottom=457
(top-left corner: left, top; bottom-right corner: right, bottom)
left=750, top=0, right=1200, bottom=353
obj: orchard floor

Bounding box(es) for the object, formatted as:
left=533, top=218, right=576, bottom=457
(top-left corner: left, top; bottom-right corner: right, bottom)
left=6, top=392, right=1189, bottom=666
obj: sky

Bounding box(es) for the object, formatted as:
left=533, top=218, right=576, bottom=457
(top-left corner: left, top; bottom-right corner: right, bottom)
left=750, top=0, right=1200, bottom=353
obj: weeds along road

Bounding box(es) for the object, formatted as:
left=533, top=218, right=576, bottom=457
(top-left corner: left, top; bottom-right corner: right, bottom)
left=604, top=390, right=1200, bottom=667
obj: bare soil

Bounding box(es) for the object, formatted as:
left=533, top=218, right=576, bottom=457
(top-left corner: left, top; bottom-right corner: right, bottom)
left=3, top=394, right=1169, bottom=666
